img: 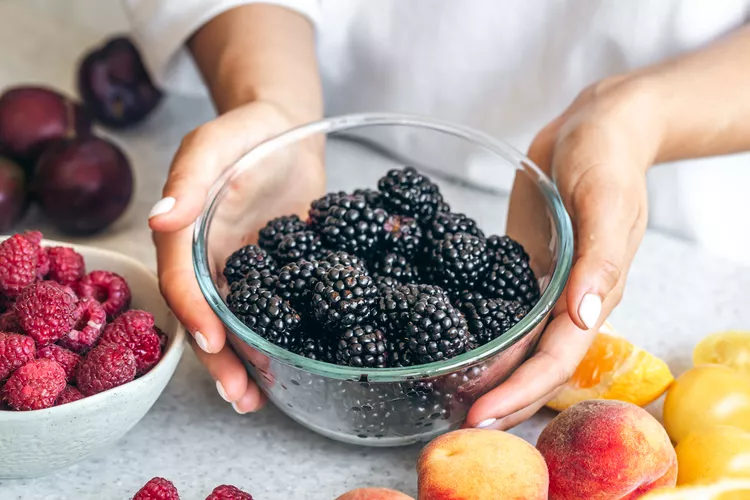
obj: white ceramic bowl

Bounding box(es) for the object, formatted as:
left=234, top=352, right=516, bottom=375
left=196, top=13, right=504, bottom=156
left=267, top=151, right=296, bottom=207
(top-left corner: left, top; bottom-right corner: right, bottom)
left=0, top=238, right=186, bottom=479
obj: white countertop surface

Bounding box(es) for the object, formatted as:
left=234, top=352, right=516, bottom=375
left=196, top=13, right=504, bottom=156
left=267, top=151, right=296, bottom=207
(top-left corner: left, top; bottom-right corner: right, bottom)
left=1, top=2, right=750, bottom=499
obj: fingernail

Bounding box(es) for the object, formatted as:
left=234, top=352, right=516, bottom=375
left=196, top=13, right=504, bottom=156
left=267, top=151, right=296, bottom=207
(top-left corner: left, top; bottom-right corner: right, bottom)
left=148, top=197, right=176, bottom=218
left=216, top=380, right=231, bottom=402
left=194, top=331, right=211, bottom=353
left=232, top=402, right=248, bottom=415
left=579, top=294, right=602, bottom=330
left=475, top=418, right=497, bottom=429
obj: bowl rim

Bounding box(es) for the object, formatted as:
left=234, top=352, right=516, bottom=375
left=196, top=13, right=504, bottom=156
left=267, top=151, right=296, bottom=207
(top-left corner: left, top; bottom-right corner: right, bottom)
left=0, top=237, right=186, bottom=419
left=193, top=112, right=574, bottom=382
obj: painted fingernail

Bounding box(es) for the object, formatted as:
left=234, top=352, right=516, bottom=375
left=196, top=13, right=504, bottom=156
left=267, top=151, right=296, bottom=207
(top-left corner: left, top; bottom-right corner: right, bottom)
left=475, top=418, right=497, bottom=429
left=232, top=402, right=249, bottom=415
left=216, top=380, right=231, bottom=402
left=148, top=197, right=176, bottom=218
left=194, top=331, right=211, bottom=353
left=579, top=293, right=602, bottom=330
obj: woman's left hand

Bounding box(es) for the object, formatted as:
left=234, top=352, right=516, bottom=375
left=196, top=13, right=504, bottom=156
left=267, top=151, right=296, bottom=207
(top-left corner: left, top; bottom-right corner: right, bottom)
left=465, top=76, right=662, bottom=429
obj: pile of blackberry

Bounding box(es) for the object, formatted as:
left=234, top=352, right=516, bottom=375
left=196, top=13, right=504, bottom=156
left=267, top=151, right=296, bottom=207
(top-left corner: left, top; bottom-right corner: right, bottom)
left=224, top=166, right=540, bottom=369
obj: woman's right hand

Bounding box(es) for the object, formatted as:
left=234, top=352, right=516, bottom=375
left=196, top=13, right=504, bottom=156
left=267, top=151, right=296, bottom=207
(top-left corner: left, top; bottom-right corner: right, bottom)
left=149, top=100, right=325, bottom=413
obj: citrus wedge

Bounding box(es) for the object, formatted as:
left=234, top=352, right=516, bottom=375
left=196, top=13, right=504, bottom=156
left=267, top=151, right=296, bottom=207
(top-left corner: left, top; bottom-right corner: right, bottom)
left=639, top=479, right=750, bottom=500
left=693, top=330, right=750, bottom=375
left=546, top=322, right=674, bottom=412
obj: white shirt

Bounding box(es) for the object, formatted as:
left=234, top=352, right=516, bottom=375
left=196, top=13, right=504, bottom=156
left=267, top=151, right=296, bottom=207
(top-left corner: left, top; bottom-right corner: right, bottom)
left=123, top=0, right=750, bottom=265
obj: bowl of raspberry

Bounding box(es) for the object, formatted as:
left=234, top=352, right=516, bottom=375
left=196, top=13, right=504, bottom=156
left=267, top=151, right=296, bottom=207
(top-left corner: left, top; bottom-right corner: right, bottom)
left=0, top=231, right=186, bottom=478
left=193, top=113, right=573, bottom=446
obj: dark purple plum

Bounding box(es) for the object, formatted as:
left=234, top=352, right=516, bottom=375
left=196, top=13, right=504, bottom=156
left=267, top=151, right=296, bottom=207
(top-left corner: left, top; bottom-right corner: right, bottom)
left=0, top=156, right=27, bottom=232
left=0, top=87, right=91, bottom=168
left=34, top=137, right=133, bottom=235
left=78, top=36, right=162, bottom=129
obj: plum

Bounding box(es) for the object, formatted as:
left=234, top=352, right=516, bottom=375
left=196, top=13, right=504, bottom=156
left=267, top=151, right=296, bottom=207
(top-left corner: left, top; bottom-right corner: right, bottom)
left=78, top=36, right=162, bottom=129
left=0, top=156, right=27, bottom=232
left=0, top=87, right=91, bottom=168
left=34, top=137, right=133, bottom=235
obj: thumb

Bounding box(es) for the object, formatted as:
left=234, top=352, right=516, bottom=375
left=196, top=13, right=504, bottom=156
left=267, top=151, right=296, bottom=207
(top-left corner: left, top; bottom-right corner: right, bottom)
left=148, top=101, right=289, bottom=233
left=554, top=137, right=647, bottom=331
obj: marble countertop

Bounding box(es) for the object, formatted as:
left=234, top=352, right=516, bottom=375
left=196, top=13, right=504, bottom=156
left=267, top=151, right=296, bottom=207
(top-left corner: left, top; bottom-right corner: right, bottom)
left=2, top=2, right=750, bottom=499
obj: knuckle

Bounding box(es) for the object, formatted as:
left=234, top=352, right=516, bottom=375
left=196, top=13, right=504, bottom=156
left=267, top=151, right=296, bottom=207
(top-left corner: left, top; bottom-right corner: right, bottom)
left=540, top=351, right=575, bottom=388
left=597, top=258, right=622, bottom=290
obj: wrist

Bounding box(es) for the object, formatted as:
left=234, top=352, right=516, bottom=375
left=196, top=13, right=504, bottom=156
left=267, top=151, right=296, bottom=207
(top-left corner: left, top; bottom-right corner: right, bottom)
left=592, top=73, right=667, bottom=172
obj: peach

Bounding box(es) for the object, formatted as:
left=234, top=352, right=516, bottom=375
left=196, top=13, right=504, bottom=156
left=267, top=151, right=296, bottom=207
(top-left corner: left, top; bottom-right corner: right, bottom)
left=336, top=488, right=415, bottom=500
left=536, top=400, right=677, bottom=500
left=417, top=429, right=549, bottom=499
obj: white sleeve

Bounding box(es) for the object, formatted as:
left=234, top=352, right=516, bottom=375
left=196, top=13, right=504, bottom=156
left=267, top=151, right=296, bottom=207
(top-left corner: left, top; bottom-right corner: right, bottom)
left=120, top=0, right=321, bottom=96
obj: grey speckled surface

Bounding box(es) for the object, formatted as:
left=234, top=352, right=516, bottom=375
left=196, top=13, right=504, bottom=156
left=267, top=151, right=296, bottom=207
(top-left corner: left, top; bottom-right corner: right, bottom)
left=2, top=2, right=750, bottom=499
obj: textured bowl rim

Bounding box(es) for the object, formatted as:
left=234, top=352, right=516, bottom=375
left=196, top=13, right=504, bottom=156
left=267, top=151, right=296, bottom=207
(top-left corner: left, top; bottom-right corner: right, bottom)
left=193, top=112, right=573, bottom=382
left=0, top=237, right=186, bottom=420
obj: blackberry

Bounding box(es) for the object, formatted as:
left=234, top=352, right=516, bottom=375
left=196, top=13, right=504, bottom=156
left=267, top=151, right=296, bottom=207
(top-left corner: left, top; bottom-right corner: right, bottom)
left=223, top=244, right=276, bottom=285
left=318, top=250, right=368, bottom=274
left=354, top=188, right=383, bottom=208
left=398, top=283, right=452, bottom=303
left=311, top=264, right=378, bottom=330
left=335, top=324, right=388, bottom=368
left=378, top=283, right=453, bottom=333
left=454, top=290, right=529, bottom=345
left=258, top=215, right=307, bottom=254
left=425, top=212, right=485, bottom=245
left=388, top=338, right=414, bottom=367
left=275, top=230, right=324, bottom=264
left=374, top=275, right=399, bottom=293
left=482, top=251, right=540, bottom=306
left=229, top=268, right=278, bottom=294
left=294, top=334, right=333, bottom=362
left=377, top=286, right=414, bottom=335
left=275, top=260, right=319, bottom=312
left=382, top=215, right=422, bottom=257
left=487, top=234, right=528, bottom=259
left=226, top=287, right=300, bottom=348
left=315, top=193, right=388, bottom=257
left=404, top=294, right=469, bottom=364
left=377, top=166, right=447, bottom=221
left=309, top=191, right=347, bottom=226
left=424, top=232, right=489, bottom=291
left=371, top=253, right=419, bottom=284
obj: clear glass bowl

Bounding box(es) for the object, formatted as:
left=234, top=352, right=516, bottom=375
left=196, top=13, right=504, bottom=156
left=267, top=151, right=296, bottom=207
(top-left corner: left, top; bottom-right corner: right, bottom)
left=193, top=113, right=573, bottom=446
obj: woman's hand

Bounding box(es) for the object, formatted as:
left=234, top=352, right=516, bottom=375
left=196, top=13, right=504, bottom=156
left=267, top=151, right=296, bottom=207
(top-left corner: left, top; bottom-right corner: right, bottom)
left=149, top=100, right=324, bottom=413
left=466, top=23, right=750, bottom=430
left=466, top=76, right=661, bottom=429
left=149, top=4, right=322, bottom=413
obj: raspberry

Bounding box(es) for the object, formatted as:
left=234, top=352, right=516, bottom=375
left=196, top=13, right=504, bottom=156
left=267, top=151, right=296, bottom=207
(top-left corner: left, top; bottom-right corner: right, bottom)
left=57, top=297, right=107, bottom=353
left=133, top=477, right=180, bottom=500
left=0, top=332, right=36, bottom=380
left=0, top=234, right=39, bottom=298
left=76, top=270, right=131, bottom=318
left=55, top=384, right=83, bottom=406
left=0, top=310, right=22, bottom=333
left=15, top=281, right=77, bottom=345
left=46, top=247, right=85, bottom=287
left=205, top=485, right=253, bottom=500
left=3, top=358, right=66, bottom=410
left=22, top=230, right=43, bottom=245
left=100, top=310, right=162, bottom=375
left=37, top=344, right=80, bottom=383
left=20, top=231, right=49, bottom=280
left=76, top=343, right=136, bottom=396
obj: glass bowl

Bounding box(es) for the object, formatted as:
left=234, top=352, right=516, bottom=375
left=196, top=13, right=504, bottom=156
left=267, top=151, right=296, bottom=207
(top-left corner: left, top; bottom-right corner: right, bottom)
left=193, top=113, right=573, bottom=446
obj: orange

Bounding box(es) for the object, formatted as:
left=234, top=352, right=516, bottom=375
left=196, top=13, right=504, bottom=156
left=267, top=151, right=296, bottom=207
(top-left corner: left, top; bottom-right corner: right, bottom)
left=693, top=330, right=750, bottom=375
left=639, top=479, right=750, bottom=500
left=546, top=322, right=674, bottom=412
